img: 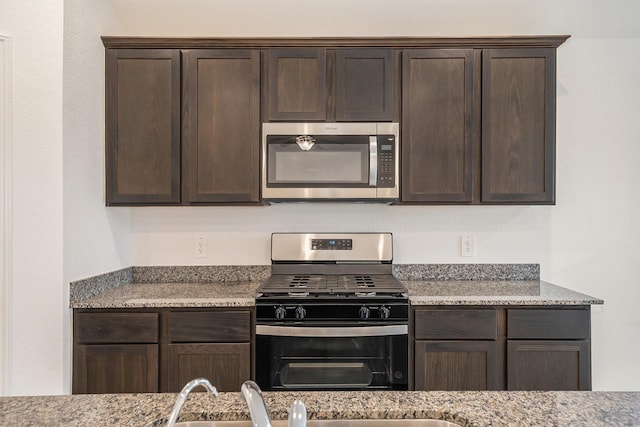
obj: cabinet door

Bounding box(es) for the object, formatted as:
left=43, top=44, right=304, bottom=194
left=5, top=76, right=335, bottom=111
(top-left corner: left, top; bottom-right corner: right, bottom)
left=266, top=48, right=327, bottom=121
left=414, top=340, right=499, bottom=391
left=73, top=344, right=158, bottom=394
left=482, top=48, right=556, bottom=203
left=507, top=340, right=591, bottom=390
left=105, top=49, right=181, bottom=205
left=402, top=49, right=478, bottom=203
left=168, top=343, right=251, bottom=392
left=182, top=50, right=260, bottom=203
left=335, top=49, right=395, bottom=121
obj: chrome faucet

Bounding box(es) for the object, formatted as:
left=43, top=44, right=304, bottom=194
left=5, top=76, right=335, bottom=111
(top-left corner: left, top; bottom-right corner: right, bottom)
left=241, top=380, right=273, bottom=427
left=166, top=378, right=219, bottom=427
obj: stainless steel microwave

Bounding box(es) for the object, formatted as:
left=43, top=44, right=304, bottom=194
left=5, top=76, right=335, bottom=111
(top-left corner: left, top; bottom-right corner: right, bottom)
left=261, top=122, right=399, bottom=201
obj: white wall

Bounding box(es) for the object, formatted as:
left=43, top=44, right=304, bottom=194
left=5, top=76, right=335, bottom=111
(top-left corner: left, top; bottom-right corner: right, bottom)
left=0, top=34, right=12, bottom=395
left=550, top=37, right=640, bottom=390
left=4, top=0, right=638, bottom=394
left=62, top=0, right=130, bottom=394
left=0, top=0, right=65, bottom=395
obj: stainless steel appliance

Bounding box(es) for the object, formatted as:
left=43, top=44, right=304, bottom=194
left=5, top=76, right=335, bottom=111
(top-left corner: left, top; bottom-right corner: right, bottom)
left=255, top=233, right=409, bottom=391
left=261, top=123, right=399, bottom=201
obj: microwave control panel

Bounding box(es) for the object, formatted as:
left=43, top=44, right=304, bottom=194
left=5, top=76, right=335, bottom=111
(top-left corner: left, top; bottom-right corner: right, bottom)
left=377, top=136, right=396, bottom=188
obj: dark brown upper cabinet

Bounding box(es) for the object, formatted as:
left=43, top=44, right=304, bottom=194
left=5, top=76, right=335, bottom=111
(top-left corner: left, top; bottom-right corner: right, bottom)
left=102, top=37, right=567, bottom=206
left=401, top=49, right=479, bottom=203
left=105, top=49, right=181, bottom=205
left=335, top=49, right=396, bottom=121
left=265, top=47, right=397, bottom=122
left=482, top=48, right=556, bottom=204
left=182, top=50, right=261, bottom=203
left=266, top=48, right=328, bottom=121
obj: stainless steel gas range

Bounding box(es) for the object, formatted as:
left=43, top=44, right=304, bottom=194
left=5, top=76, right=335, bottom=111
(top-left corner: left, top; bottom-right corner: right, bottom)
left=255, top=233, right=409, bottom=391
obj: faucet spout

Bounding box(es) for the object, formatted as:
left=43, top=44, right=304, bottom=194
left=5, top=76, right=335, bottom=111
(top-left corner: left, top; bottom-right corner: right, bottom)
left=166, top=378, right=218, bottom=427
left=241, top=380, right=273, bottom=427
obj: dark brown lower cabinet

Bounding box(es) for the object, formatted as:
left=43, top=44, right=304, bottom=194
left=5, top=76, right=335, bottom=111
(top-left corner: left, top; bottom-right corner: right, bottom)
left=168, top=343, right=251, bottom=392
left=73, top=344, right=158, bottom=394
left=507, top=340, right=591, bottom=390
left=165, top=309, right=252, bottom=392
left=506, top=307, right=591, bottom=390
left=414, top=340, right=499, bottom=390
left=73, top=308, right=253, bottom=394
left=72, top=311, right=160, bottom=394
left=412, top=306, right=592, bottom=391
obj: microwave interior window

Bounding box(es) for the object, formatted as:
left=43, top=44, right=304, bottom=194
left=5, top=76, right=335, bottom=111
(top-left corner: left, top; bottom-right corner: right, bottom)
left=267, top=138, right=369, bottom=185
left=275, top=151, right=363, bottom=182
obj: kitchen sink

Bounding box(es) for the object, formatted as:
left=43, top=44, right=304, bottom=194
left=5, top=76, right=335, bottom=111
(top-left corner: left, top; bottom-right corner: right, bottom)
left=171, top=420, right=462, bottom=427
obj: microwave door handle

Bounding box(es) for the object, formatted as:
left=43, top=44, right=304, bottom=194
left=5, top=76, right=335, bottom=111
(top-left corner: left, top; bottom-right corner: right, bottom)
left=369, top=136, right=378, bottom=186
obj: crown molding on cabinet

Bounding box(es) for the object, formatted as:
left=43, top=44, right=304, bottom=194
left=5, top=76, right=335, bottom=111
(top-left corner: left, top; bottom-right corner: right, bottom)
left=101, top=35, right=570, bottom=49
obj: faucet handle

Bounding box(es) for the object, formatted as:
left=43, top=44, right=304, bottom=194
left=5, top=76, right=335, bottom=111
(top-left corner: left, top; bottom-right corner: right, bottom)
left=288, top=400, right=307, bottom=427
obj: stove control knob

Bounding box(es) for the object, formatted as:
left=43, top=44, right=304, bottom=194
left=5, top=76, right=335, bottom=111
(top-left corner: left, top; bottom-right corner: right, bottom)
left=275, top=305, right=287, bottom=320
left=274, top=305, right=287, bottom=320
left=379, top=306, right=391, bottom=320
left=359, top=306, right=371, bottom=320
left=295, top=305, right=306, bottom=320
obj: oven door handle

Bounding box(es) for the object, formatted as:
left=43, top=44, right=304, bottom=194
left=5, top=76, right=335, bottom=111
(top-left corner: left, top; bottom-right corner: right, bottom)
left=256, top=324, right=407, bottom=337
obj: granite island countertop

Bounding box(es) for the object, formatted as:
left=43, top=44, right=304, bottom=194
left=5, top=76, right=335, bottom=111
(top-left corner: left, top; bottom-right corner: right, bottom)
left=70, top=280, right=602, bottom=308
left=1, top=390, right=637, bottom=427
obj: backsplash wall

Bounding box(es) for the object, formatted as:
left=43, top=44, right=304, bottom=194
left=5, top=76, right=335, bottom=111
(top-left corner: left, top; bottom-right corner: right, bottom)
left=130, top=204, right=552, bottom=268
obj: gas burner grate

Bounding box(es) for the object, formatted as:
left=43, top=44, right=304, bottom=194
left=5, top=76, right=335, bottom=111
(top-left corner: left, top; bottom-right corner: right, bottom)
left=289, top=275, right=310, bottom=288
left=258, top=273, right=408, bottom=296
left=354, top=275, right=375, bottom=287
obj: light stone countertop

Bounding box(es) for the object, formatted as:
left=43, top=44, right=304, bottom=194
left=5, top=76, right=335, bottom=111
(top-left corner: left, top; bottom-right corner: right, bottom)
left=405, top=280, right=603, bottom=306
left=0, top=390, right=638, bottom=427
left=70, top=281, right=262, bottom=308
left=70, top=280, right=602, bottom=308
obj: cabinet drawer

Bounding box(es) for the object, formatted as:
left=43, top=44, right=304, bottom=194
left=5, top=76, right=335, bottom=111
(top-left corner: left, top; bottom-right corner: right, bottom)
left=507, top=308, right=590, bottom=339
left=75, top=312, right=159, bottom=344
left=414, top=309, right=498, bottom=340
left=167, top=310, right=251, bottom=342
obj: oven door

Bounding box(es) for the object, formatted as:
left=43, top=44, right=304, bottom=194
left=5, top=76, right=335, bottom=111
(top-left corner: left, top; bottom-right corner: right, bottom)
left=255, top=324, right=408, bottom=391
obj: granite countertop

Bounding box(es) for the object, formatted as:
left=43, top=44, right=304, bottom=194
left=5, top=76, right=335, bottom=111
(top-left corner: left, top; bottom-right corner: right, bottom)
left=69, top=264, right=603, bottom=309
left=70, top=280, right=602, bottom=309
left=71, top=281, right=262, bottom=309
left=406, top=280, right=603, bottom=306
left=1, top=390, right=638, bottom=427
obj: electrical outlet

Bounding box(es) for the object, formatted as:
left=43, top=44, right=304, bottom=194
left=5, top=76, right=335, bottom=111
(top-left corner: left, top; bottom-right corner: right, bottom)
left=461, top=234, right=475, bottom=257
left=194, top=236, right=208, bottom=258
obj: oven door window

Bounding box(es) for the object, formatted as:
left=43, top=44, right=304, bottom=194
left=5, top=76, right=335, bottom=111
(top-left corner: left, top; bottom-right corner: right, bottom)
left=266, top=135, right=370, bottom=186
left=256, top=334, right=407, bottom=391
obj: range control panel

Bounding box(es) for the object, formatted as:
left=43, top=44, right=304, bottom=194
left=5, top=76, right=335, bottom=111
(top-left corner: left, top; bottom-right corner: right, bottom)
left=311, top=239, right=353, bottom=250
